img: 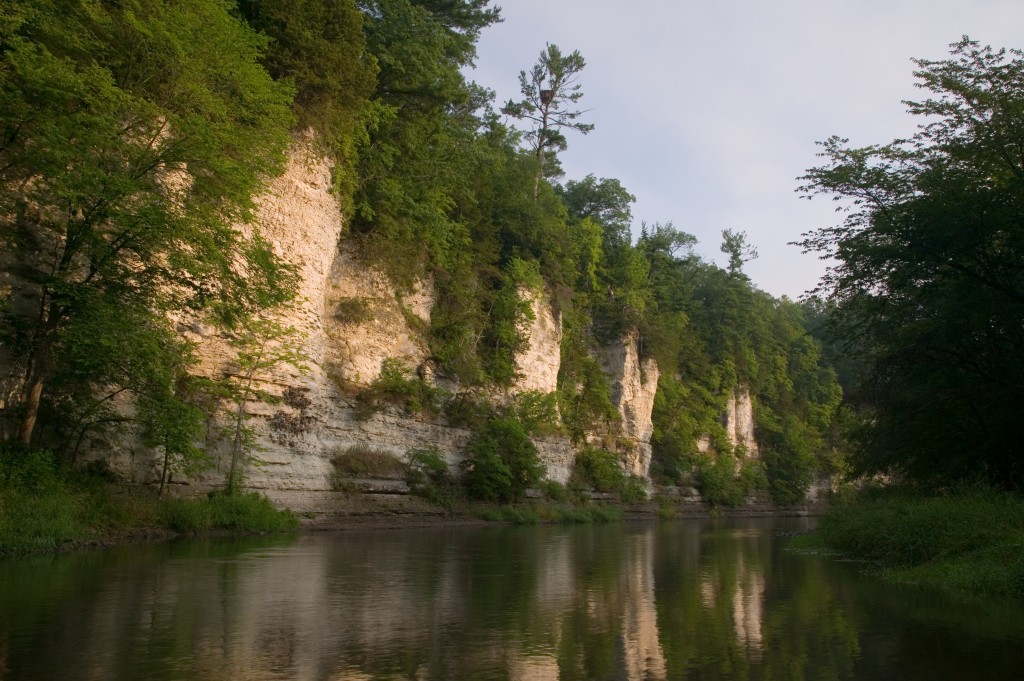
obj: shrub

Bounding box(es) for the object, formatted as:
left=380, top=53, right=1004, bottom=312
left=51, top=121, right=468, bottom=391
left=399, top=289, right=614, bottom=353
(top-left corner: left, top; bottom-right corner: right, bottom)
left=333, top=297, right=375, bottom=324
left=0, top=443, right=62, bottom=493
left=355, top=358, right=445, bottom=420
left=462, top=417, right=545, bottom=503
left=539, top=479, right=568, bottom=501
left=161, top=491, right=299, bottom=533
left=620, top=475, right=649, bottom=503
left=331, top=445, right=408, bottom=481
left=508, top=391, right=561, bottom=436
left=696, top=451, right=745, bottom=507
left=572, top=447, right=625, bottom=493
left=407, top=448, right=461, bottom=507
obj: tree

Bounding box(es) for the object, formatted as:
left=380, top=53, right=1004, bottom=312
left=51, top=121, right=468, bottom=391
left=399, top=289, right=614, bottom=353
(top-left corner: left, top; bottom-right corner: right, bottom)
left=0, top=0, right=294, bottom=446
left=221, top=317, right=309, bottom=492
left=720, top=229, right=758, bottom=278
left=560, top=174, right=635, bottom=246
left=796, top=38, right=1024, bottom=490
left=501, top=43, right=594, bottom=197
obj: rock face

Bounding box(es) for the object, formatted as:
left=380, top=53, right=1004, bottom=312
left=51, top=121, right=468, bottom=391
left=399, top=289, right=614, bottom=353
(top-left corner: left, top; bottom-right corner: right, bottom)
left=727, top=387, right=758, bottom=457
left=513, top=287, right=562, bottom=395
left=602, top=333, right=660, bottom=478
left=324, top=251, right=433, bottom=387
left=695, top=386, right=759, bottom=459
left=94, top=141, right=762, bottom=501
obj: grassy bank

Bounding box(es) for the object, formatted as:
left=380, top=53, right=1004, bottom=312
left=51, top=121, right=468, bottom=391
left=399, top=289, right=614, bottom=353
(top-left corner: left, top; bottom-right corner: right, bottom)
left=0, top=446, right=298, bottom=556
left=800, top=486, right=1024, bottom=596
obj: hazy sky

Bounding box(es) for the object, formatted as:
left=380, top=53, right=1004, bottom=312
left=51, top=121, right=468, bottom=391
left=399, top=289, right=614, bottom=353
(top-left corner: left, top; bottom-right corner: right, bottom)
left=466, top=0, right=1023, bottom=298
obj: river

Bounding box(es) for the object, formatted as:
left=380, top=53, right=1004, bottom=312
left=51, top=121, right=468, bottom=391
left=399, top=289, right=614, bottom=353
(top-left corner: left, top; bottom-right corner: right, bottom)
left=1, top=517, right=1023, bottom=680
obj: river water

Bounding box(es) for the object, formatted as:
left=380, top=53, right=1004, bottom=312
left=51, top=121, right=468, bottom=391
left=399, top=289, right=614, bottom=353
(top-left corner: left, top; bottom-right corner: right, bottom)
left=1, top=517, right=1023, bottom=680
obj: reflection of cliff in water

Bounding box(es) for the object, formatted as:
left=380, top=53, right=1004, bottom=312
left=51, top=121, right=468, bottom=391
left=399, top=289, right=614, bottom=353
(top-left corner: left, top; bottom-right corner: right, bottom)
left=4, top=519, right=1024, bottom=680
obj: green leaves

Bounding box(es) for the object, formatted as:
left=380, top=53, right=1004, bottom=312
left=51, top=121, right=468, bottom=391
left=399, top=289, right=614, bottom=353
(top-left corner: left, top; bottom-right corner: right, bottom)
left=0, top=0, right=296, bottom=445
left=501, top=43, right=594, bottom=193
left=798, top=38, right=1024, bottom=490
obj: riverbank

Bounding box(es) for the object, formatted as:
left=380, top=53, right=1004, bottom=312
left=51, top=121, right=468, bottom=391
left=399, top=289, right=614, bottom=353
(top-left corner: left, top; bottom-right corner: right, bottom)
left=0, top=445, right=824, bottom=555
left=795, top=486, right=1024, bottom=597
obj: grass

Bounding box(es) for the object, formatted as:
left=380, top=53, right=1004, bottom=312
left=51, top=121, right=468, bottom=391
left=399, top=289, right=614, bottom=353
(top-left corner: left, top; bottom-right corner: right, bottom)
left=808, top=485, right=1024, bottom=596
left=477, top=502, right=624, bottom=525
left=0, top=446, right=298, bottom=556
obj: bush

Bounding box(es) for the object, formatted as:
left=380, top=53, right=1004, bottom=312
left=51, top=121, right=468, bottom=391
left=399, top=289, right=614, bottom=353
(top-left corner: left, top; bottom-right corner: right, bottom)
left=407, top=448, right=461, bottom=507
left=462, top=417, right=545, bottom=503
left=508, top=390, right=561, bottom=436
left=620, top=475, right=649, bottom=503
left=355, top=358, right=445, bottom=419
left=572, top=447, right=625, bottom=493
left=0, top=443, right=63, bottom=493
left=331, top=445, right=408, bottom=480
left=815, top=486, right=1024, bottom=595
left=696, top=451, right=745, bottom=507
left=539, top=479, right=568, bottom=501
left=161, top=491, right=299, bottom=533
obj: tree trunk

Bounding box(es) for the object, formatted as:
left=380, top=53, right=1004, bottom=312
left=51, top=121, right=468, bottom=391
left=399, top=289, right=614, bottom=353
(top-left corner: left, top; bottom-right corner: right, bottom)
left=226, top=377, right=253, bottom=493
left=159, top=444, right=170, bottom=496
left=16, top=378, right=43, bottom=445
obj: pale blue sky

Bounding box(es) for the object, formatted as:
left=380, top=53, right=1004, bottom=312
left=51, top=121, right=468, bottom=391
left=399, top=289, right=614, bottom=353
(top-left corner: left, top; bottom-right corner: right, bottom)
left=467, top=0, right=1023, bottom=298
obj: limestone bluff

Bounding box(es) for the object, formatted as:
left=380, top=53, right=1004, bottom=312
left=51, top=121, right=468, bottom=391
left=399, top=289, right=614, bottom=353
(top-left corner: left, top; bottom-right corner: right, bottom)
left=89, top=139, right=760, bottom=503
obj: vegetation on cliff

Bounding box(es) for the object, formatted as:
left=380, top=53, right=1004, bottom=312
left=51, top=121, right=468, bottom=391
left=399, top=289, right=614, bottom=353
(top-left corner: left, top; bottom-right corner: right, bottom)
left=1, top=0, right=842, bottom=506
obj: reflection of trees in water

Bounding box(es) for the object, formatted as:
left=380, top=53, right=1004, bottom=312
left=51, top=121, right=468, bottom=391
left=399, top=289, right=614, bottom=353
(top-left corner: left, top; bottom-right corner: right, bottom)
left=654, top=521, right=862, bottom=680
left=8, top=523, right=1024, bottom=680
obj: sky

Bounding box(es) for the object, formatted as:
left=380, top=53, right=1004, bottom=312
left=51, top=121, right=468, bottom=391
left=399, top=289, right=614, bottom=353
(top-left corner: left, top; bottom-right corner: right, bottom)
left=465, top=0, right=1024, bottom=299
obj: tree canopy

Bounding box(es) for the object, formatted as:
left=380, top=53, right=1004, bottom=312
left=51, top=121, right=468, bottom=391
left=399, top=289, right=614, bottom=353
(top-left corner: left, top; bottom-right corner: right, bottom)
left=797, top=38, right=1024, bottom=490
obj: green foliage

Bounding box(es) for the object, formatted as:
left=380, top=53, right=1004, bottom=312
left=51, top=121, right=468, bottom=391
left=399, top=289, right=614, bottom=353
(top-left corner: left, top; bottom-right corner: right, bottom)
left=816, top=486, right=1024, bottom=595
left=0, top=445, right=296, bottom=554
left=160, top=491, right=299, bottom=533
left=0, top=0, right=295, bottom=444
left=556, top=303, right=620, bottom=442
left=797, top=38, right=1024, bottom=490
left=221, top=317, right=309, bottom=491
left=507, top=390, right=560, bottom=436
left=620, top=475, right=649, bottom=503
left=0, top=443, right=62, bottom=493
left=355, top=358, right=445, bottom=419
left=236, top=0, right=376, bottom=204
left=462, top=416, right=545, bottom=503
left=407, top=447, right=461, bottom=507
left=691, top=451, right=765, bottom=508
left=501, top=43, right=594, bottom=191
left=572, top=447, right=625, bottom=493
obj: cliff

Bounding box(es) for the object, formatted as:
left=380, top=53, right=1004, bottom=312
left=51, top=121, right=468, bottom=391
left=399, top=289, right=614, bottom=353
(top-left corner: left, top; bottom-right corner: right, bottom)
left=99, top=141, right=757, bottom=502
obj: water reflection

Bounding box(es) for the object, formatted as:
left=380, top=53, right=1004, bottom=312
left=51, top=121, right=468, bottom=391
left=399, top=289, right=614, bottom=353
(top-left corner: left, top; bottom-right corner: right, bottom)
left=1, top=519, right=1024, bottom=680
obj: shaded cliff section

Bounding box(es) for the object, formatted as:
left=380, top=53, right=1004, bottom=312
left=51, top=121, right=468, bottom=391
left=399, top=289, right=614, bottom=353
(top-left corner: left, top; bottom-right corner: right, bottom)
left=94, top=142, right=761, bottom=502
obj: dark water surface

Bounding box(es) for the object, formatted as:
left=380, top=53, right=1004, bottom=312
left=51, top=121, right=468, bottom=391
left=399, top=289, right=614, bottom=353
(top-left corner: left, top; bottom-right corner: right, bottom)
left=2, top=517, right=1023, bottom=680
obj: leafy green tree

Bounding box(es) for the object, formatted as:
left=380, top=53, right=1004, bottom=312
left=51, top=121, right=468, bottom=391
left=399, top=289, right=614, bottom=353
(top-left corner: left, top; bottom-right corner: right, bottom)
left=221, top=317, right=309, bottom=492
left=501, top=43, right=594, bottom=196
left=720, top=228, right=758, bottom=278
left=797, top=38, right=1024, bottom=490
left=0, top=0, right=294, bottom=445
left=462, top=416, right=545, bottom=502
left=236, top=0, right=376, bottom=204
left=559, top=175, right=635, bottom=246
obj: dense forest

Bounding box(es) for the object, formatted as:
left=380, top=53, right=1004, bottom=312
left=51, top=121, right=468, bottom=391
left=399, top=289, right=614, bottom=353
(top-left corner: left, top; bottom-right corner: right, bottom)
left=0, top=0, right=849, bottom=505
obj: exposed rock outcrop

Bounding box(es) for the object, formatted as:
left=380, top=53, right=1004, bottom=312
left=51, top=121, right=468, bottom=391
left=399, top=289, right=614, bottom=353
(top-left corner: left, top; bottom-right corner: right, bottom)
left=602, top=333, right=660, bottom=478
left=88, top=140, right=763, bottom=502
left=513, top=287, right=562, bottom=395
left=696, top=386, right=759, bottom=458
